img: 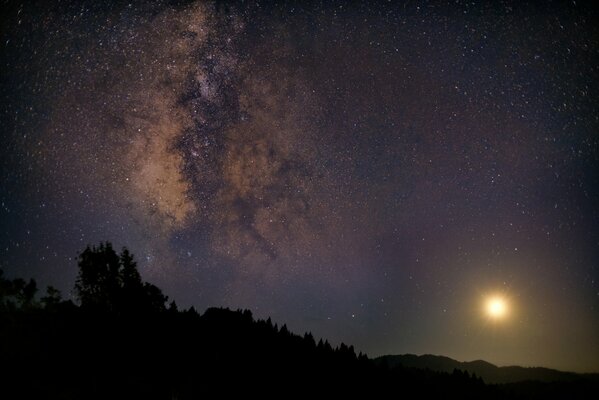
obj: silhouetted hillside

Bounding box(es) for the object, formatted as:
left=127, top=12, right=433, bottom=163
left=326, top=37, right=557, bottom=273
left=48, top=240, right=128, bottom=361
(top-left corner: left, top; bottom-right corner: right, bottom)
left=377, top=354, right=599, bottom=384
left=1, top=243, right=597, bottom=399
left=1, top=305, right=504, bottom=399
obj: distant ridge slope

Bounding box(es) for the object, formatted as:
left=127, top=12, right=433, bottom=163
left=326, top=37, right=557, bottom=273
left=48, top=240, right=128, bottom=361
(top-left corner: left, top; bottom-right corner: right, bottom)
left=376, top=354, right=598, bottom=384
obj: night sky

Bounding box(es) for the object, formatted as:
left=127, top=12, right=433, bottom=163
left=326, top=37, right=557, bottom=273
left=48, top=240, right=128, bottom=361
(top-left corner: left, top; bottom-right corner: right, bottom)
left=1, top=1, right=598, bottom=372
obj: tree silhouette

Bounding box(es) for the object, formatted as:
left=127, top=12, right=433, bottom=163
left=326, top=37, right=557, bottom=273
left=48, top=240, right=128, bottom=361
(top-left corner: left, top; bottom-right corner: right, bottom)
left=40, top=286, right=62, bottom=309
left=0, top=269, right=38, bottom=310
left=3, top=244, right=594, bottom=399
left=75, top=242, right=167, bottom=313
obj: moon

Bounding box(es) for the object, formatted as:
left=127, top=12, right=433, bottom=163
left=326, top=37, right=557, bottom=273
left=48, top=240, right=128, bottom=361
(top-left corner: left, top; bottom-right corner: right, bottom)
left=485, top=296, right=508, bottom=320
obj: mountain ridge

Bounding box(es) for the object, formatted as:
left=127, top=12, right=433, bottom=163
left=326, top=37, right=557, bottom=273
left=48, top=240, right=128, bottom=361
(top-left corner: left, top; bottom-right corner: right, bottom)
left=376, top=354, right=599, bottom=384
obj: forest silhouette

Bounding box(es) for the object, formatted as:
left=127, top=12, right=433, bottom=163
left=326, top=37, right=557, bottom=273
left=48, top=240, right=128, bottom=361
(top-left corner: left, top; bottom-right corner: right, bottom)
left=1, top=243, right=596, bottom=399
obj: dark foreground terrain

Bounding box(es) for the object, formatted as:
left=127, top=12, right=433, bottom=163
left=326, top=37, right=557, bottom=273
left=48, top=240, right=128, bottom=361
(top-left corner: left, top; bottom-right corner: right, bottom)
left=378, top=354, right=599, bottom=384
left=1, top=244, right=597, bottom=399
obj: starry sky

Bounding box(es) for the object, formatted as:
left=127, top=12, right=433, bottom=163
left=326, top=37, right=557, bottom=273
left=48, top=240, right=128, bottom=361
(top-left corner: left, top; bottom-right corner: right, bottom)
left=1, top=1, right=598, bottom=372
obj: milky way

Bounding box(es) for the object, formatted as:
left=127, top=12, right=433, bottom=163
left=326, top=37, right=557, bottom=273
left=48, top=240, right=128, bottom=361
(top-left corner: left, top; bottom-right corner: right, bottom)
left=1, top=1, right=598, bottom=372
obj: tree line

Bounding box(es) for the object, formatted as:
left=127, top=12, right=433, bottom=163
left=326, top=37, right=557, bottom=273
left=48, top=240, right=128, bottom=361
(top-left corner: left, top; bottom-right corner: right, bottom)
left=4, top=242, right=577, bottom=399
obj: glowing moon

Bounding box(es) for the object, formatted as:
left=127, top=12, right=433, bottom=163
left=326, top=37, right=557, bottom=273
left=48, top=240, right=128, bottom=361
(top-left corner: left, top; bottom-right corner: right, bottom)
left=485, top=296, right=508, bottom=319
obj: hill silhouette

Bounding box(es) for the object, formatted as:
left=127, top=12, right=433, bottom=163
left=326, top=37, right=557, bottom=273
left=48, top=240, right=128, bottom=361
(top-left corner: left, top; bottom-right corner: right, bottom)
left=377, top=354, right=599, bottom=384
left=1, top=243, right=597, bottom=399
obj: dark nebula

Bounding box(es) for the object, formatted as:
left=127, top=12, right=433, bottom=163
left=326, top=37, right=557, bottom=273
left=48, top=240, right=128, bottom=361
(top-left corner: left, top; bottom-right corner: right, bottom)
left=1, top=1, right=598, bottom=372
